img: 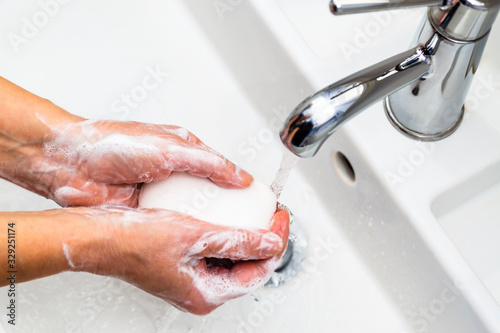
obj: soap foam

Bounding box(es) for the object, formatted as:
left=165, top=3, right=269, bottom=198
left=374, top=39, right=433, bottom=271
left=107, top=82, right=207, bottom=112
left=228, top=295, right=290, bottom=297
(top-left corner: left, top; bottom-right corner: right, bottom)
left=62, top=243, right=75, bottom=269
left=42, top=120, right=236, bottom=186
left=176, top=225, right=284, bottom=308
left=179, top=253, right=282, bottom=307
left=35, top=119, right=284, bottom=311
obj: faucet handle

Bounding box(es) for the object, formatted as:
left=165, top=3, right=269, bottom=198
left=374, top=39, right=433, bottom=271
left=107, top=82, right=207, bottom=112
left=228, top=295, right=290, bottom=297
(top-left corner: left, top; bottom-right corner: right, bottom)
left=331, top=0, right=499, bottom=41
left=330, top=0, right=449, bottom=15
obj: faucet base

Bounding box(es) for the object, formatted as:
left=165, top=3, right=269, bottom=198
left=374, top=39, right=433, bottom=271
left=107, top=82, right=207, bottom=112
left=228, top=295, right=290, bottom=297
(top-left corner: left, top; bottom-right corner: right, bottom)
left=384, top=98, right=465, bottom=141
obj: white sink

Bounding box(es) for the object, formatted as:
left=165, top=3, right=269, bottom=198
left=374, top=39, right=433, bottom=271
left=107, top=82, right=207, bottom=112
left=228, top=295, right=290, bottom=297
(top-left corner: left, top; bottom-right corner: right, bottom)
left=0, top=0, right=499, bottom=332
left=264, top=0, right=500, bottom=332
left=436, top=179, right=500, bottom=306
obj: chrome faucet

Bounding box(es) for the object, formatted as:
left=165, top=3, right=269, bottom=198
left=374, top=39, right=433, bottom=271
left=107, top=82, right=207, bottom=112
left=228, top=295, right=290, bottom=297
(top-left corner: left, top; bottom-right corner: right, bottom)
left=280, top=0, right=499, bottom=158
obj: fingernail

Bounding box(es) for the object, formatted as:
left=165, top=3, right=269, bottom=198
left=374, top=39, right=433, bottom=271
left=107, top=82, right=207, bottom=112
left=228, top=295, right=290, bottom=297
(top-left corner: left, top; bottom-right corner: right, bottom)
left=236, top=168, right=254, bottom=187
left=261, top=232, right=283, bottom=254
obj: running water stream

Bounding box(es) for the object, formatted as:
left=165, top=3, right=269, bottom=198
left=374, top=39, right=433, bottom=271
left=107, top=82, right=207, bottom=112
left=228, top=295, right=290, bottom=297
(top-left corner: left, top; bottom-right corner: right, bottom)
left=267, top=149, right=306, bottom=287
left=271, top=149, right=300, bottom=200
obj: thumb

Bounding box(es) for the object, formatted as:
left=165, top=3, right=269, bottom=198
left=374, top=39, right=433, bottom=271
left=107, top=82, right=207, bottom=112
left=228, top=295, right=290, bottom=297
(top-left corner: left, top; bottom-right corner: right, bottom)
left=194, top=224, right=284, bottom=261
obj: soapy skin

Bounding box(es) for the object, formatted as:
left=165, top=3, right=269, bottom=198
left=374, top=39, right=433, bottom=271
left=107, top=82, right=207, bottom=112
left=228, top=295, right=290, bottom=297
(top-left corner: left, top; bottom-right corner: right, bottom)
left=0, top=207, right=288, bottom=315
left=76, top=207, right=288, bottom=315
left=0, top=76, right=289, bottom=315
left=3, top=119, right=253, bottom=208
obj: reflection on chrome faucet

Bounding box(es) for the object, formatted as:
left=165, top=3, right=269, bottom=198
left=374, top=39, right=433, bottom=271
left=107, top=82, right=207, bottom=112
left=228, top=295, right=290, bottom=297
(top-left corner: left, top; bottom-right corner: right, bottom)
left=280, top=0, right=499, bottom=158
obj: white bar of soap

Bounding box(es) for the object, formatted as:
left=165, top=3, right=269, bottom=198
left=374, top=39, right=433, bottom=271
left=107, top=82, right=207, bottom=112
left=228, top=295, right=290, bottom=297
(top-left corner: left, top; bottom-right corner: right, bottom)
left=139, top=172, right=277, bottom=230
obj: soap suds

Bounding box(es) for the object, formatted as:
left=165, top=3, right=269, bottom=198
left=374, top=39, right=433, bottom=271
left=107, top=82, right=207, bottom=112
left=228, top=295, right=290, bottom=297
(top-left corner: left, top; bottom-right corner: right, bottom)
left=30, top=118, right=284, bottom=311
left=4, top=117, right=251, bottom=209
left=39, top=120, right=248, bottom=202
left=62, top=243, right=75, bottom=269
left=178, top=229, right=284, bottom=307
left=180, top=252, right=282, bottom=307
left=188, top=230, right=282, bottom=261
left=54, top=187, right=86, bottom=206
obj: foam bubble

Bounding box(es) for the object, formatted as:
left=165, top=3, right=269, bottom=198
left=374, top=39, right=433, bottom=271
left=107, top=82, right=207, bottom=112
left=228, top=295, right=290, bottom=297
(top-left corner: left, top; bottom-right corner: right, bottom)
left=62, top=243, right=75, bottom=269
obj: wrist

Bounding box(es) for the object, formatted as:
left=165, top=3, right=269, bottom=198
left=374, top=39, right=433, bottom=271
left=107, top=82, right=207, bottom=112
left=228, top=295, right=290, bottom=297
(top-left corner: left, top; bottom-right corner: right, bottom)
left=0, top=77, right=84, bottom=143
left=0, top=77, right=86, bottom=197
left=0, top=136, right=52, bottom=200
left=59, top=208, right=122, bottom=276
left=1, top=210, right=76, bottom=283
left=0, top=111, right=84, bottom=200
left=61, top=208, right=148, bottom=282
left=0, top=209, right=122, bottom=284
left=72, top=209, right=160, bottom=283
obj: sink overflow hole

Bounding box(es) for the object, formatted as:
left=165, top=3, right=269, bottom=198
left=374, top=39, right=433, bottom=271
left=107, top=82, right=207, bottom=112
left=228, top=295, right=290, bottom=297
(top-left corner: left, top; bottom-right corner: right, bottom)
left=333, top=151, right=356, bottom=185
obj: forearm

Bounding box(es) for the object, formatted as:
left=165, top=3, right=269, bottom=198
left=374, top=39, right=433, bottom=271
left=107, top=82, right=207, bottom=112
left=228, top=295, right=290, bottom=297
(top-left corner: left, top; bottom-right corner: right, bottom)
left=0, top=77, right=84, bottom=196
left=0, top=76, right=253, bottom=209
left=0, top=209, right=112, bottom=285
left=0, top=76, right=82, bottom=143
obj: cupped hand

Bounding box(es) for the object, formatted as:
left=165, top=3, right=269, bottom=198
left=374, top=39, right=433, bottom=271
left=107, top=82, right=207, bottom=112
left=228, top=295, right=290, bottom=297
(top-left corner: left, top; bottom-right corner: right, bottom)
left=66, top=206, right=289, bottom=315
left=18, top=119, right=252, bottom=207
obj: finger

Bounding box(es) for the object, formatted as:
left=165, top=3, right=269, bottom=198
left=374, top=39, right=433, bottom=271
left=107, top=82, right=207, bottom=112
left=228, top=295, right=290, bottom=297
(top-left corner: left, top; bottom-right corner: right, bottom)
left=225, top=209, right=290, bottom=285
left=53, top=182, right=139, bottom=207
left=268, top=208, right=290, bottom=258
left=165, top=145, right=253, bottom=189
left=158, top=127, right=253, bottom=187
left=101, top=184, right=140, bottom=207
left=83, top=123, right=253, bottom=188
left=194, top=227, right=283, bottom=261
left=228, top=259, right=272, bottom=286
left=197, top=256, right=275, bottom=298
left=187, top=260, right=246, bottom=313
left=205, top=161, right=254, bottom=189
left=187, top=211, right=290, bottom=308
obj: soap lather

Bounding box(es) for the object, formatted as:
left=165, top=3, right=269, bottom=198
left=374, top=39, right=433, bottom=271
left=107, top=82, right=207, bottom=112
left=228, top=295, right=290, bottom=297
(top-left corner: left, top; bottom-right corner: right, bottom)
left=139, top=172, right=278, bottom=268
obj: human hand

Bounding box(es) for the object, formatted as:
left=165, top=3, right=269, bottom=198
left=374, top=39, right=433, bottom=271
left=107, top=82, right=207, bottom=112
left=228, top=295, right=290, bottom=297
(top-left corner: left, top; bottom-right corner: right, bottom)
left=64, top=206, right=289, bottom=315
left=0, top=79, right=289, bottom=315
left=10, top=119, right=253, bottom=207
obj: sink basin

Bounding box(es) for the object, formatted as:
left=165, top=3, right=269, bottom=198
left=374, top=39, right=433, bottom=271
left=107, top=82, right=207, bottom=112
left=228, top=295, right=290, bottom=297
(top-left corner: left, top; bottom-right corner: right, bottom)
left=0, top=0, right=499, bottom=332
left=435, top=176, right=500, bottom=306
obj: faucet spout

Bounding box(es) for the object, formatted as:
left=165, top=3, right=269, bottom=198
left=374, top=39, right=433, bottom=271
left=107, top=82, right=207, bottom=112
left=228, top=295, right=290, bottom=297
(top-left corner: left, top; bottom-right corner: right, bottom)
left=280, top=46, right=431, bottom=158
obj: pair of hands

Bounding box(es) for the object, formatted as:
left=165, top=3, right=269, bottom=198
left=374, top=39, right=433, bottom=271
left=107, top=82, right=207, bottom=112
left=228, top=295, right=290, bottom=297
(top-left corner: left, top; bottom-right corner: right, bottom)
left=6, top=118, right=289, bottom=315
